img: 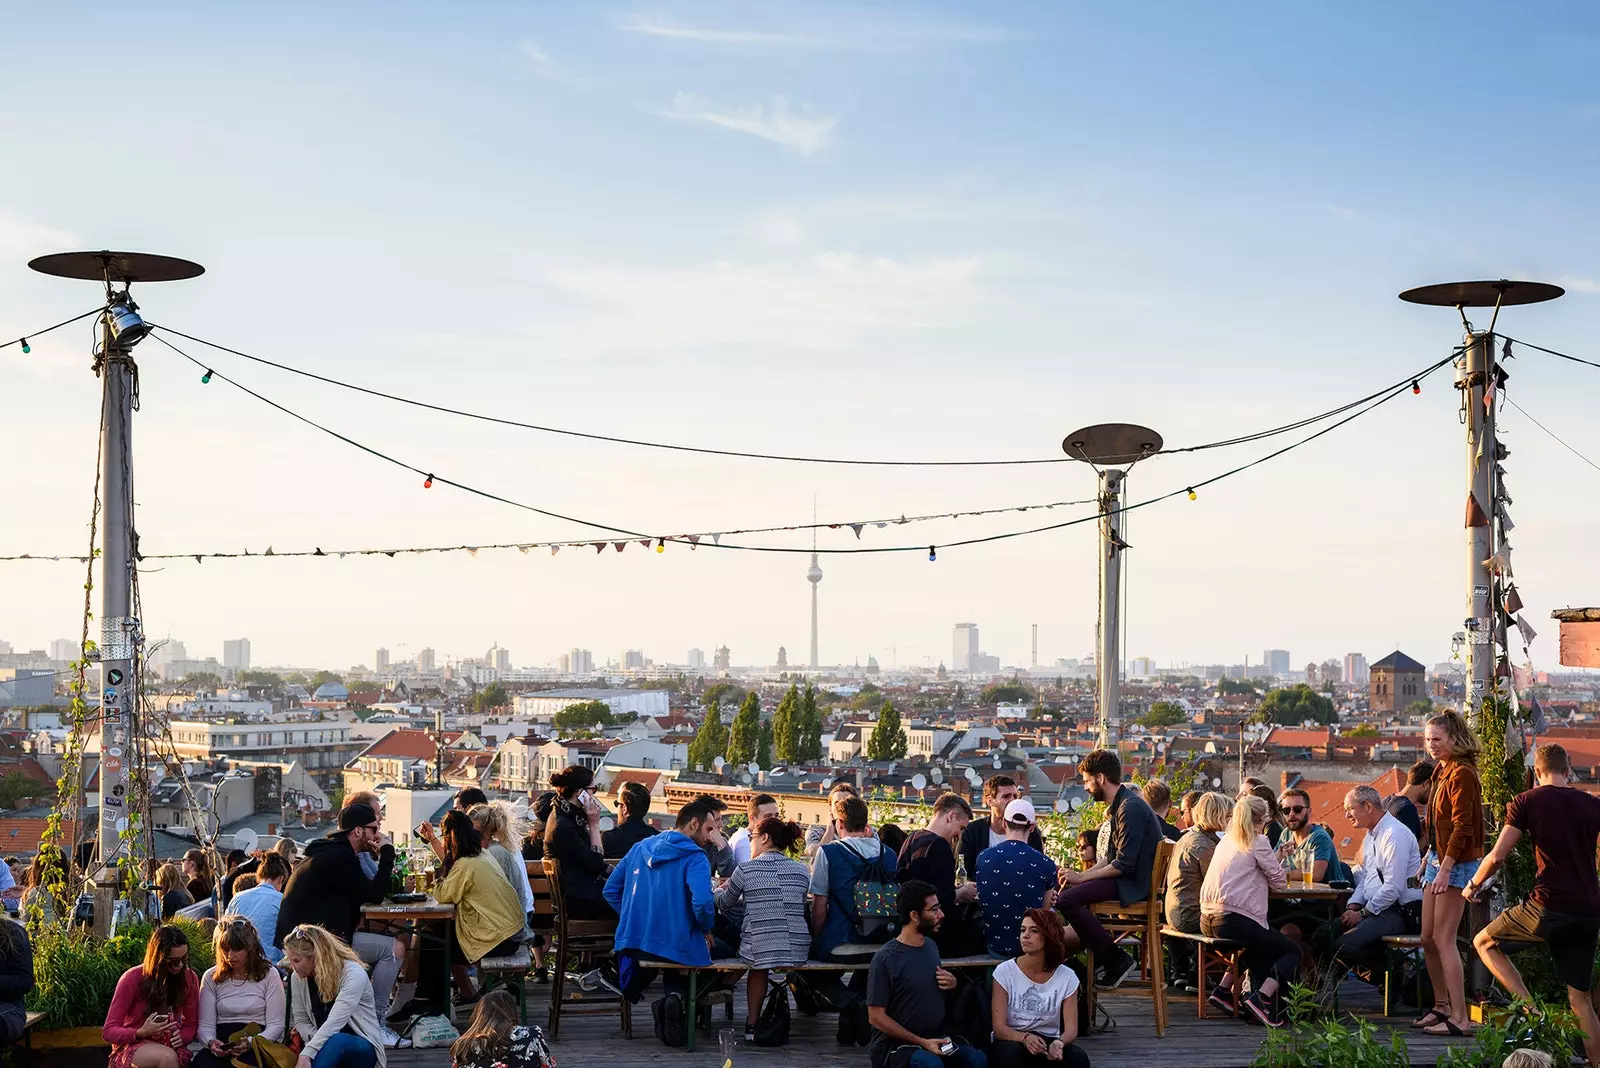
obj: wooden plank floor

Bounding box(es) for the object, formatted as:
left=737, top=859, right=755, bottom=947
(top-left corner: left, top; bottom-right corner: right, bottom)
left=389, top=978, right=1469, bottom=1068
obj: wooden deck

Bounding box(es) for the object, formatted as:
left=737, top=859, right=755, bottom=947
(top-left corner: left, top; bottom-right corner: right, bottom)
left=387, top=977, right=1469, bottom=1068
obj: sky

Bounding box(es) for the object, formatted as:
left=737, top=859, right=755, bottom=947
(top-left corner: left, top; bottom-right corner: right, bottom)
left=2, top=2, right=1599, bottom=675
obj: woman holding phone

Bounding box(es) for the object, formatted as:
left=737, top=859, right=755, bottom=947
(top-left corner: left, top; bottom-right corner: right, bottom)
left=283, top=924, right=385, bottom=1068
left=104, top=925, right=200, bottom=1068
left=542, top=765, right=613, bottom=920
left=193, top=918, right=285, bottom=1068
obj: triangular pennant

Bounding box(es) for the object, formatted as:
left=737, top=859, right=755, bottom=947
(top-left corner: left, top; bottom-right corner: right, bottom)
left=688, top=535, right=701, bottom=545
left=850, top=523, right=863, bottom=539
left=1512, top=662, right=1535, bottom=691
left=1503, top=584, right=1524, bottom=614
left=264, top=546, right=275, bottom=556
left=1503, top=699, right=1522, bottom=756
left=467, top=547, right=478, bottom=557
left=1496, top=505, right=1514, bottom=532
left=517, top=545, right=529, bottom=554
left=314, top=548, right=325, bottom=556
left=550, top=545, right=559, bottom=555
left=639, top=539, right=652, bottom=549
left=876, top=522, right=887, bottom=529
left=712, top=534, right=721, bottom=545
left=1465, top=493, right=1489, bottom=528
left=384, top=551, right=395, bottom=558
left=194, top=555, right=202, bottom=564
left=1529, top=693, right=1548, bottom=735
left=1514, top=613, right=1537, bottom=646
left=1494, top=617, right=1508, bottom=648
left=593, top=543, right=605, bottom=554
left=613, top=542, right=626, bottom=552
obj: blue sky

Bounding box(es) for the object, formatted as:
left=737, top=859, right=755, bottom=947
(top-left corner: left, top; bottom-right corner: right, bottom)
left=2, top=2, right=1598, bottom=673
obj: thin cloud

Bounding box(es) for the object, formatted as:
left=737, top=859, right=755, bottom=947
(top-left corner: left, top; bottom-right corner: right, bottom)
left=618, top=13, right=1015, bottom=51
left=1557, top=277, right=1600, bottom=294
left=518, top=40, right=583, bottom=85
left=658, top=93, right=837, bottom=155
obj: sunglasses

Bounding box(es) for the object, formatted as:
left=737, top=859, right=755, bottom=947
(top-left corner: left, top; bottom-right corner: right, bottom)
left=1282, top=805, right=1308, bottom=814
left=165, top=955, right=189, bottom=968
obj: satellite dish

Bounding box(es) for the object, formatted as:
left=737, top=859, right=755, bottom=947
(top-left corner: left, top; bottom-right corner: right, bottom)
left=234, top=827, right=259, bottom=855
left=1212, top=777, right=1222, bottom=788
left=931, top=766, right=944, bottom=784
left=740, top=771, right=753, bottom=785
left=966, top=768, right=982, bottom=785
left=992, top=755, right=1002, bottom=769
left=911, top=773, right=928, bottom=791
left=714, top=756, right=725, bottom=770
left=1054, top=797, right=1072, bottom=813
left=748, top=762, right=760, bottom=775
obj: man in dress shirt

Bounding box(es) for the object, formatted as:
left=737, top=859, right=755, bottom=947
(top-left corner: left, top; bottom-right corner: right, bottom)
left=1327, top=785, right=1422, bottom=970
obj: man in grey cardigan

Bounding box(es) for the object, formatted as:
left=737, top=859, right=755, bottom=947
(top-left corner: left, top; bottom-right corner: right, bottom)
left=1056, top=748, right=1162, bottom=989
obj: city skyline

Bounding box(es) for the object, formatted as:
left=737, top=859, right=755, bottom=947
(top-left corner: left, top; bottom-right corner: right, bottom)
left=2, top=5, right=1597, bottom=675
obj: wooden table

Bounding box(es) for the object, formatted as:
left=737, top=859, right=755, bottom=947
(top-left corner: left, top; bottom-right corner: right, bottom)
left=1270, top=882, right=1351, bottom=902
left=363, top=898, right=457, bottom=1019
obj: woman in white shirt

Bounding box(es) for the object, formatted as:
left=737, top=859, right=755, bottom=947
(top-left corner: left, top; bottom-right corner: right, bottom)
left=989, top=908, right=1089, bottom=1068
left=192, top=918, right=286, bottom=1068
left=1199, top=795, right=1297, bottom=1028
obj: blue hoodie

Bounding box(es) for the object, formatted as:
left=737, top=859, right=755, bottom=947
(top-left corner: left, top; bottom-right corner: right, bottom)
left=603, top=829, right=715, bottom=965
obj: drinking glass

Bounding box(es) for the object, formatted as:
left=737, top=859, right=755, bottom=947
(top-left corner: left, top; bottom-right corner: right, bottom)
left=718, top=1028, right=737, bottom=1063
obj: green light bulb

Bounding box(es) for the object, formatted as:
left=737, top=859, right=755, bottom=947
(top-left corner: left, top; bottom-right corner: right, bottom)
left=19, top=338, right=29, bottom=354
left=201, top=370, right=213, bottom=384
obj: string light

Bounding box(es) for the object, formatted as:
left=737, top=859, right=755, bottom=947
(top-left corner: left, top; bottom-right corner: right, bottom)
left=928, top=545, right=937, bottom=562
left=200, top=369, right=213, bottom=384
left=656, top=539, right=665, bottom=553
left=19, top=338, right=28, bottom=354
left=1412, top=380, right=1421, bottom=395
left=1187, top=487, right=1197, bottom=501
left=423, top=474, right=433, bottom=489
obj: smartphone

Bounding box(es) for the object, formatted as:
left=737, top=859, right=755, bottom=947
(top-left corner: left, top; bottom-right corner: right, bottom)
left=414, top=822, right=432, bottom=841
left=577, top=789, right=592, bottom=808
left=152, top=1015, right=171, bottom=1026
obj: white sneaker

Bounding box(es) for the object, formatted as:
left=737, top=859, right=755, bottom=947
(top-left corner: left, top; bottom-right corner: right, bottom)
left=381, top=1026, right=412, bottom=1049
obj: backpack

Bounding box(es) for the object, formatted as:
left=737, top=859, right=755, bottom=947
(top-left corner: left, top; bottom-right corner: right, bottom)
left=825, top=840, right=898, bottom=943
left=752, top=982, right=791, bottom=1046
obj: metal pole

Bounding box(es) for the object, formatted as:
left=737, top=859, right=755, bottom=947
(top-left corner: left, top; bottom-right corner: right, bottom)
left=1463, top=330, right=1495, bottom=723
left=97, top=312, right=138, bottom=884
left=1097, top=468, right=1124, bottom=748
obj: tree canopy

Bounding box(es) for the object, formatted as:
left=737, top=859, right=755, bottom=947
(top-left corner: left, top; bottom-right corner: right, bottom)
left=554, top=700, right=617, bottom=730
left=866, top=700, right=907, bottom=760
left=757, top=718, right=773, bottom=770
left=1344, top=722, right=1380, bottom=738
left=796, top=684, right=823, bottom=762
left=309, top=670, right=344, bottom=690
left=701, top=682, right=747, bottom=710
left=1405, top=698, right=1436, bottom=718
left=237, top=670, right=284, bottom=693
left=179, top=672, right=221, bottom=690
left=772, top=684, right=800, bottom=764
left=1258, top=684, right=1337, bottom=726
left=474, top=681, right=510, bottom=713
left=1216, top=677, right=1261, bottom=697
left=686, top=700, right=730, bottom=770
left=1140, top=700, right=1188, bottom=728
left=726, top=692, right=762, bottom=766
left=980, top=679, right=1034, bottom=705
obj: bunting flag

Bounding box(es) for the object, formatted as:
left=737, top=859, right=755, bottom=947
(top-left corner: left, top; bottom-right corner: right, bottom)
left=1503, top=584, right=1524, bottom=614
left=850, top=524, right=863, bottom=539
left=1465, top=493, right=1489, bottom=528
left=1514, top=614, right=1537, bottom=646
left=1529, top=693, right=1548, bottom=736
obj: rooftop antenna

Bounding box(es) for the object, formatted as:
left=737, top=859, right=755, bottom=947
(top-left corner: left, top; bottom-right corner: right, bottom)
left=1399, top=279, right=1562, bottom=723
left=28, top=250, right=205, bottom=891
left=1063, top=423, right=1163, bottom=749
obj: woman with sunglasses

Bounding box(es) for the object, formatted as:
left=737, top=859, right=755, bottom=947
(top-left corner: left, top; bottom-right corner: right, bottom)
left=193, top=918, right=285, bottom=1068
left=104, top=925, right=200, bottom=1068
left=283, top=924, right=385, bottom=1068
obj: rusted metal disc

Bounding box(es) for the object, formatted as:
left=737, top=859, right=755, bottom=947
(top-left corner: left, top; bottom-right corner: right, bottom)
left=1062, top=423, right=1164, bottom=465
left=29, top=250, right=205, bottom=283
left=1398, top=279, right=1563, bottom=308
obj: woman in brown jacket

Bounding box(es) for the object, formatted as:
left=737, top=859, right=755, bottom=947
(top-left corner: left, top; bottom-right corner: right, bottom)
left=1415, top=710, right=1484, bottom=1037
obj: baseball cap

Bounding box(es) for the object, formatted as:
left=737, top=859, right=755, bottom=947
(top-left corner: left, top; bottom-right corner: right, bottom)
left=1003, top=798, right=1036, bottom=826
left=339, top=802, right=378, bottom=830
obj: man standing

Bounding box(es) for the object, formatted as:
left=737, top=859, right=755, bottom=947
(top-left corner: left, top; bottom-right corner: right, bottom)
left=275, top=802, right=407, bottom=1046
left=977, top=799, right=1059, bottom=958
left=1056, top=749, right=1160, bottom=989
left=1467, top=744, right=1600, bottom=1067
left=1277, top=788, right=1338, bottom=882
left=897, top=793, right=976, bottom=956
left=604, top=796, right=720, bottom=1045
left=1325, top=785, right=1422, bottom=972
left=865, top=880, right=982, bottom=1068
left=959, top=775, right=1044, bottom=879
left=727, top=794, right=779, bottom=866
left=1142, top=780, right=1184, bottom=842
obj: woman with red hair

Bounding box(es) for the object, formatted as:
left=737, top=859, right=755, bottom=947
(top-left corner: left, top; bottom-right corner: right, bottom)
left=989, top=908, right=1089, bottom=1068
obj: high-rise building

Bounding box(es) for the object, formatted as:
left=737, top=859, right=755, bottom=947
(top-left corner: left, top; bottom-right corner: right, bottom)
left=1263, top=649, right=1290, bottom=676
left=567, top=648, right=594, bottom=674
left=557, top=652, right=571, bottom=674
left=620, top=649, right=644, bottom=670
left=713, top=645, right=731, bottom=671
left=49, top=639, right=78, bottom=662
left=152, top=640, right=188, bottom=666
left=1130, top=657, right=1155, bottom=677
left=953, top=623, right=979, bottom=672
left=222, top=638, right=252, bottom=671
left=489, top=644, right=511, bottom=672
left=776, top=646, right=788, bottom=669
left=417, top=647, right=436, bottom=673
left=1031, top=624, right=1038, bottom=669
left=375, top=648, right=390, bottom=672
left=1343, top=653, right=1370, bottom=685
left=686, top=649, right=706, bottom=670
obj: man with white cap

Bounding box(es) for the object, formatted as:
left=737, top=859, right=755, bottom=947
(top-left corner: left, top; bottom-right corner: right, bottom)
left=976, top=798, right=1060, bottom=958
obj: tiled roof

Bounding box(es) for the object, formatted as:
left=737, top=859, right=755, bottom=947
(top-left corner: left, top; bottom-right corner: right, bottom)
left=0, top=815, right=83, bottom=854
left=1265, top=728, right=1334, bottom=750
left=1371, top=651, right=1426, bottom=673
left=355, top=728, right=463, bottom=761
left=1297, top=768, right=1408, bottom=862
left=606, top=770, right=663, bottom=797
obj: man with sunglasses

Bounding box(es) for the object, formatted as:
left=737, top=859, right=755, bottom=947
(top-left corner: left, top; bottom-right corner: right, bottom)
left=1275, top=789, right=1336, bottom=884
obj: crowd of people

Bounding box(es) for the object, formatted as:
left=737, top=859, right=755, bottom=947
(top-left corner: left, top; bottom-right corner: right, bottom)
left=72, top=708, right=1600, bottom=1067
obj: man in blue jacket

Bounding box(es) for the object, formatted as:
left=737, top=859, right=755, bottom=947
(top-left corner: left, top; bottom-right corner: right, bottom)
left=605, top=794, right=722, bottom=1043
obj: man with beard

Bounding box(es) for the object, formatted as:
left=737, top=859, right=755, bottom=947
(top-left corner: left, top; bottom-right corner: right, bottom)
left=864, top=880, right=981, bottom=1068
left=1275, top=788, right=1337, bottom=883
left=1056, top=749, right=1161, bottom=990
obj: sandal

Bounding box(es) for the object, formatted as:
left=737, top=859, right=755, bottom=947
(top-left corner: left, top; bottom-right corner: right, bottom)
left=1422, top=1019, right=1471, bottom=1037
left=1411, top=1007, right=1450, bottom=1029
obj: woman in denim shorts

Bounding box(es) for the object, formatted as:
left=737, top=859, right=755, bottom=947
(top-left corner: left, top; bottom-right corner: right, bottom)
left=1415, top=711, right=1484, bottom=1038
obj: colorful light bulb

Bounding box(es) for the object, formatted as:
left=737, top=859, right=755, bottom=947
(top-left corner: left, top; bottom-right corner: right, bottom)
left=1187, top=487, right=1197, bottom=501
left=1411, top=380, right=1421, bottom=395
left=423, top=475, right=433, bottom=489
left=201, top=369, right=213, bottom=384
left=656, top=540, right=665, bottom=553
left=19, top=338, right=28, bottom=354
left=928, top=545, right=937, bottom=562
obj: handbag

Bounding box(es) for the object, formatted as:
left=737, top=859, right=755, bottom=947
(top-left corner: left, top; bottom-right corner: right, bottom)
left=224, top=1024, right=296, bottom=1068
left=752, top=983, right=790, bottom=1047
left=409, top=1014, right=461, bottom=1048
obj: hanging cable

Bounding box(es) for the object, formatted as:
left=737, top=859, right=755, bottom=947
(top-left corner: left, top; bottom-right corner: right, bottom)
left=2, top=306, right=108, bottom=352
left=1498, top=335, right=1600, bottom=372
left=149, top=321, right=1457, bottom=468
left=1502, top=396, right=1600, bottom=475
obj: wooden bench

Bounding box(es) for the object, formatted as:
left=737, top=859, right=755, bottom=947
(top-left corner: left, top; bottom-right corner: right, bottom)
left=3, top=1011, right=43, bottom=1066
left=635, top=954, right=1001, bottom=1051
left=1161, top=928, right=1244, bottom=1020
left=1381, top=934, right=1425, bottom=1017
left=479, top=945, right=534, bottom=1023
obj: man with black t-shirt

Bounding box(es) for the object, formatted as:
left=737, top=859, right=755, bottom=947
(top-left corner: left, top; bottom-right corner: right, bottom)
left=865, top=880, right=983, bottom=1068
left=1467, top=744, right=1600, bottom=1067
left=896, top=793, right=974, bottom=953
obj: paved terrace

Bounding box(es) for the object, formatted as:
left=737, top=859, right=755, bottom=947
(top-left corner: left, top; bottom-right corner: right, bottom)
left=387, top=981, right=1465, bottom=1068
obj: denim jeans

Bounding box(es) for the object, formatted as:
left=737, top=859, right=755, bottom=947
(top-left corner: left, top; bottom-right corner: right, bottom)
left=904, top=1041, right=988, bottom=1068
left=311, top=1033, right=378, bottom=1068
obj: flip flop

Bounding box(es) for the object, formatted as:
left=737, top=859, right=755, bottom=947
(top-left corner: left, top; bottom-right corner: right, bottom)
left=1422, top=1019, right=1470, bottom=1037
left=1411, top=1007, right=1449, bottom=1029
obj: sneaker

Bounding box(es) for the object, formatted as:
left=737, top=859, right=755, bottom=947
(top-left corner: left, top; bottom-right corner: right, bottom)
left=1243, top=992, right=1284, bottom=1029
left=835, top=1001, right=857, bottom=1045
left=1095, top=949, right=1138, bottom=990
left=744, top=1027, right=756, bottom=1043
left=1207, top=986, right=1236, bottom=1018
left=578, top=967, right=602, bottom=991
left=380, top=1026, right=413, bottom=1049
left=652, top=992, right=687, bottom=1047
left=593, top=960, right=623, bottom=997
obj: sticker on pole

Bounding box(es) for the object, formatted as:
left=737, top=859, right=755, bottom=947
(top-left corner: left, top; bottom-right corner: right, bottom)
left=107, top=669, right=124, bottom=686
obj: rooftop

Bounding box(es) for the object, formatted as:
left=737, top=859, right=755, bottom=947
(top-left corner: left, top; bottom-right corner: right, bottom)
left=1371, top=650, right=1426, bottom=673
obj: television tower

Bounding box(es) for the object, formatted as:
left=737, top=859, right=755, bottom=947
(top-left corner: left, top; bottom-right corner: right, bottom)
left=807, top=498, right=823, bottom=669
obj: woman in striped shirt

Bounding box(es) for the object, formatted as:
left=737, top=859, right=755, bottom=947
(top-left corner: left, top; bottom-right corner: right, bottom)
left=716, top=817, right=811, bottom=1042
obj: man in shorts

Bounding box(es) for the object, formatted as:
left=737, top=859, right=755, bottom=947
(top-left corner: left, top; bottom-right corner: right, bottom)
left=1466, top=744, right=1600, bottom=1067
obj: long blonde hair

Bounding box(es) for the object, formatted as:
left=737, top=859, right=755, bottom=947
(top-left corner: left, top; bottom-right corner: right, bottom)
left=469, top=801, right=526, bottom=855
left=1426, top=710, right=1480, bottom=763
left=1227, top=795, right=1269, bottom=852
left=155, top=863, right=186, bottom=894
left=1193, top=791, right=1233, bottom=833
left=282, top=923, right=361, bottom=1002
